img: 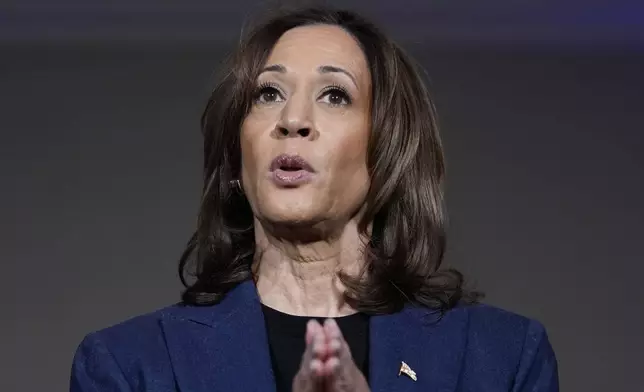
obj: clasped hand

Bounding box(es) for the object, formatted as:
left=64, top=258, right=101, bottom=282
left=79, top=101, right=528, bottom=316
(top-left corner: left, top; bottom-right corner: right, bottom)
left=292, top=319, right=370, bottom=392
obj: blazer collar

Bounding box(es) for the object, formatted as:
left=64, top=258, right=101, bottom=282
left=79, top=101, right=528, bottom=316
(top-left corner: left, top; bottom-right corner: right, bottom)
left=161, top=280, right=468, bottom=392
left=161, top=281, right=277, bottom=392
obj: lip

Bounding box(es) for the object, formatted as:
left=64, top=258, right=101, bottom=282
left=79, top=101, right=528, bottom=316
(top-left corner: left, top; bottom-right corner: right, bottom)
left=270, top=154, right=315, bottom=173
left=269, top=154, right=315, bottom=187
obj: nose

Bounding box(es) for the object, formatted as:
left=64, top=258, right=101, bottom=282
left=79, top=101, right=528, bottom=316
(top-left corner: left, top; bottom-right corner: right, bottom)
left=274, top=96, right=315, bottom=139
left=276, top=124, right=311, bottom=138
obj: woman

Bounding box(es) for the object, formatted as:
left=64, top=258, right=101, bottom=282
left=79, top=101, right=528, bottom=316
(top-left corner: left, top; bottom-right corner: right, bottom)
left=71, top=6, right=558, bottom=392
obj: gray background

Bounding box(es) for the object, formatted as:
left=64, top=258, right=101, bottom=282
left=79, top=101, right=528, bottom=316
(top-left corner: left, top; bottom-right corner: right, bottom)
left=3, top=0, right=643, bottom=391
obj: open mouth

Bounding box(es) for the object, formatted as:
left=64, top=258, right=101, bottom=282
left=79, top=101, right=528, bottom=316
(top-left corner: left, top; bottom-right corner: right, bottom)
left=270, top=154, right=315, bottom=173
left=269, top=154, right=315, bottom=186
left=279, top=161, right=303, bottom=171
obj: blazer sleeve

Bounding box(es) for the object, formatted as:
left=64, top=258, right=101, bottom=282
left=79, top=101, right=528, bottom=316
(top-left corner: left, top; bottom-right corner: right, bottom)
left=511, top=320, right=560, bottom=392
left=70, top=333, right=132, bottom=392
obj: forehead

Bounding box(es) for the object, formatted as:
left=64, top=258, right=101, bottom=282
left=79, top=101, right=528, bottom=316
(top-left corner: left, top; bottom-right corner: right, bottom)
left=266, top=24, right=369, bottom=81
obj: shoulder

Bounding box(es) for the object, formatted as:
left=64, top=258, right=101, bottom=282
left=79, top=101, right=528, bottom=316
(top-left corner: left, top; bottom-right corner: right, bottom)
left=74, top=302, right=203, bottom=356
left=447, top=302, right=552, bottom=358
left=459, top=302, right=545, bottom=343
left=445, top=303, right=558, bottom=390
left=78, top=304, right=181, bottom=348
left=70, top=304, right=185, bottom=391
left=73, top=283, right=252, bottom=359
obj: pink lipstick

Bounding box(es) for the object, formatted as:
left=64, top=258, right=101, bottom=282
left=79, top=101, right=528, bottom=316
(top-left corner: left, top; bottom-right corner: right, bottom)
left=269, top=154, right=315, bottom=187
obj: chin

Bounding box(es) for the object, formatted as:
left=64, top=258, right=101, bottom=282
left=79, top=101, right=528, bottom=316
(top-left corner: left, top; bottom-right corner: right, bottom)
left=259, top=192, right=324, bottom=226
left=267, top=206, right=320, bottom=226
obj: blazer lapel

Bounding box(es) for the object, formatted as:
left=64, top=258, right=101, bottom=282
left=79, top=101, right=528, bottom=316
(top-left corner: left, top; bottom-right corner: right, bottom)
left=160, top=279, right=469, bottom=392
left=369, top=305, right=470, bottom=392
left=161, top=281, right=276, bottom=392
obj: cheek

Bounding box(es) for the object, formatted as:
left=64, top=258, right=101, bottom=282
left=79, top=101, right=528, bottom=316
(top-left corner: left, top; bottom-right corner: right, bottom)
left=335, top=115, right=369, bottom=166
left=326, top=125, right=370, bottom=192
left=240, top=116, right=269, bottom=175
left=239, top=122, right=268, bottom=217
left=240, top=127, right=264, bottom=204
left=239, top=130, right=255, bottom=177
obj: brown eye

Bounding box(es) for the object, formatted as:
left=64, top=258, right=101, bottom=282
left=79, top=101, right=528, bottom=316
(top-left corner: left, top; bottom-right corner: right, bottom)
left=320, top=87, right=351, bottom=107
left=255, top=85, right=284, bottom=104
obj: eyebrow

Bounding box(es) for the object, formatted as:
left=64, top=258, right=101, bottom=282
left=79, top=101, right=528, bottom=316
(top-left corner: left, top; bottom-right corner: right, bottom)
left=318, top=65, right=358, bottom=88
left=259, top=64, right=358, bottom=88
left=261, top=64, right=286, bottom=74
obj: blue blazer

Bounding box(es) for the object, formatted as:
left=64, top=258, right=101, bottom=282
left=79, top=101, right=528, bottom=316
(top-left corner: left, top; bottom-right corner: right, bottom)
left=70, top=280, right=558, bottom=391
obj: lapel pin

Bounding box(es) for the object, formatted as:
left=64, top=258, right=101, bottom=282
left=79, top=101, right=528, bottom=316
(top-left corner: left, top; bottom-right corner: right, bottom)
left=398, top=361, right=417, bottom=381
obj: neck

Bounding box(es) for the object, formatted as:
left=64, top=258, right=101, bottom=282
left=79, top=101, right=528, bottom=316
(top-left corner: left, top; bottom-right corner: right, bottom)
left=252, top=218, right=366, bottom=318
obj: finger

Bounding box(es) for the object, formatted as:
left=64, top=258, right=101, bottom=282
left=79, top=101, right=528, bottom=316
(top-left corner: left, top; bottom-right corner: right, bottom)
left=326, top=335, right=342, bottom=357
left=293, top=320, right=325, bottom=392
left=324, top=318, right=340, bottom=339
left=309, top=358, right=325, bottom=379
left=306, top=319, right=322, bottom=346
left=325, top=350, right=369, bottom=392
left=309, top=321, right=328, bottom=379
left=323, top=319, right=352, bottom=361
left=305, top=320, right=325, bottom=363
left=322, top=319, right=370, bottom=391
left=311, top=326, right=329, bottom=361
left=322, top=356, right=340, bottom=378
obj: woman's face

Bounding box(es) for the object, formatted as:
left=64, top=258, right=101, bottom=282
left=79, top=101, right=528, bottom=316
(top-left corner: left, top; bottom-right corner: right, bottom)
left=240, top=24, right=372, bottom=229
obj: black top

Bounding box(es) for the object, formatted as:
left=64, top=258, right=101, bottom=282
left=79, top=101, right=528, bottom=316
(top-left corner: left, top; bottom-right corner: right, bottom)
left=261, top=304, right=370, bottom=392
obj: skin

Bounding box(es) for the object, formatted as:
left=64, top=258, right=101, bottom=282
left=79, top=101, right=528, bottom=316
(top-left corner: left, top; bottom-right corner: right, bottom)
left=239, top=25, right=372, bottom=391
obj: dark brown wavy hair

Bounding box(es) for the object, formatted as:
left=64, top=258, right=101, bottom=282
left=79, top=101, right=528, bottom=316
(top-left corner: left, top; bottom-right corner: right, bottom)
left=179, top=6, right=482, bottom=314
